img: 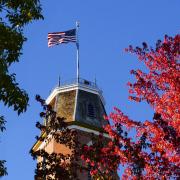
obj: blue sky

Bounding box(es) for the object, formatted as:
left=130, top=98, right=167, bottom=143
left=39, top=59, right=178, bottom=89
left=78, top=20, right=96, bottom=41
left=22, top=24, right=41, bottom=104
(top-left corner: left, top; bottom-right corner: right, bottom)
left=1, top=0, right=180, bottom=179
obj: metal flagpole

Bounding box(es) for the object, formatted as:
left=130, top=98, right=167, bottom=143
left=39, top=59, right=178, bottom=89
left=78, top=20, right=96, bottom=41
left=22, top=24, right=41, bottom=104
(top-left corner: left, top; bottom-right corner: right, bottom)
left=76, top=21, right=80, bottom=83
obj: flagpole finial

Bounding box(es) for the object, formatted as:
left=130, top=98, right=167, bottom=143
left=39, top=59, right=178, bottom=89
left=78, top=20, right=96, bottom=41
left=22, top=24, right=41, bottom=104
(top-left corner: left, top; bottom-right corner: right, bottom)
left=76, top=21, right=80, bottom=83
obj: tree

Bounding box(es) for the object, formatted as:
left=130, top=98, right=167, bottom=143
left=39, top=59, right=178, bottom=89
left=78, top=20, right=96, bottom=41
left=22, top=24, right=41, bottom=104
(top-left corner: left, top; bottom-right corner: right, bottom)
left=0, top=0, right=43, bottom=176
left=31, top=96, right=118, bottom=180
left=0, top=116, right=7, bottom=176
left=81, top=34, right=180, bottom=179
left=31, top=95, right=82, bottom=180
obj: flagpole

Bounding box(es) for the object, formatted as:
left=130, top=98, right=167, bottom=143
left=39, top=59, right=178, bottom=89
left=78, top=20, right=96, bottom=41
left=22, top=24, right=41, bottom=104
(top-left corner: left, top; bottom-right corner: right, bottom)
left=76, top=21, right=80, bottom=83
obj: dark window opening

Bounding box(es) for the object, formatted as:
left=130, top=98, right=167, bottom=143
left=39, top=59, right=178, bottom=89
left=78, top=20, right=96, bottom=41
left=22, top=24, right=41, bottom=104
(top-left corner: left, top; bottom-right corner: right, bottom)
left=84, top=80, right=90, bottom=85
left=87, top=103, right=95, bottom=118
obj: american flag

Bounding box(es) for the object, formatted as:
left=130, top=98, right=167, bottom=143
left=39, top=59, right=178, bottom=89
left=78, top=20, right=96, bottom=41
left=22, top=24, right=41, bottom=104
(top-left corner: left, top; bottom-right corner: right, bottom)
left=48, top=29, right=76, bottom=47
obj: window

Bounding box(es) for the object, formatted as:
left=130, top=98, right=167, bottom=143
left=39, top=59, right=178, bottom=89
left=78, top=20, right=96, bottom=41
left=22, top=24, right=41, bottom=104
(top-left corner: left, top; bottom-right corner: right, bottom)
left=87, top=103, right=95, bottom=118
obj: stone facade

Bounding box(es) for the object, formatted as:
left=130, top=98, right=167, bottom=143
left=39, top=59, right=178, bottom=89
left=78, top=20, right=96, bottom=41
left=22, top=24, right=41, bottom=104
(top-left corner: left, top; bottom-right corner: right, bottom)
left=56, top=90, right=76, bottom=122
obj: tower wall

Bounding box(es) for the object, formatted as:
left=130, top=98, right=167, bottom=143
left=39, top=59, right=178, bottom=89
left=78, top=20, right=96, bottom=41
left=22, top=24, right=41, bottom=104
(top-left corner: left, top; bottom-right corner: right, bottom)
left=32, top=81, right=118, bottom=179
left=56, top=90, right=76, bottom=122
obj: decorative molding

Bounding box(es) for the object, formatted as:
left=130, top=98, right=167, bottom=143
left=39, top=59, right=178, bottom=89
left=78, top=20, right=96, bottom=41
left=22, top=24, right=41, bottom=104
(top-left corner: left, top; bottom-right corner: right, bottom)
left=46, top=84, right=105, bottom=106
left=73, top=89, right=78, bottom=121
left=38, top=134, right=52, bottom=150
left=32, top=124, right=110, bottom=152
left=68, top=125, right=110, bottom=138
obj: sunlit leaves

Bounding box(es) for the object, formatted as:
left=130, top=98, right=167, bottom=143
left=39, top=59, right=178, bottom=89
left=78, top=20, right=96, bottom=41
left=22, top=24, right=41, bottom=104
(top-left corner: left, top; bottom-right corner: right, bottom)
left=0, top=0, right=43, bottom=28
left=81, top=34, right=180, bottom=179
left=32, top=35, right=179, bottom=179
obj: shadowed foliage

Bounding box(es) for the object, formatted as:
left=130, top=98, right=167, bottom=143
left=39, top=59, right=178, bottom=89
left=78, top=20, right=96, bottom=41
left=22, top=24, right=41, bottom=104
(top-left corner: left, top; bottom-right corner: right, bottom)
left=31, top=95, right=86, bottom=180
left=0, top=0, right=43, bottom=177
left=32, top=95, right=118, bottom=180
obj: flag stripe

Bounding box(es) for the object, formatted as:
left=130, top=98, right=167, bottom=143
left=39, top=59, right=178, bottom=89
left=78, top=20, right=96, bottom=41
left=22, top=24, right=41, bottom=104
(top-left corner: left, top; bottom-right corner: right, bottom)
left=48, top=36, right=76, bottom=40
left=48, top=29, right=76, bottom=47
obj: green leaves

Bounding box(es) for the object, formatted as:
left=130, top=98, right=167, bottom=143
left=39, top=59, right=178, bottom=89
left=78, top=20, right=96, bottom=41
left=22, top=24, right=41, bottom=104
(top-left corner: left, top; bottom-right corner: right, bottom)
left=0, top=0, right=43, bottom=114
left=31, top=96, right=81, bottom=180
left=0, top=23, right=28, bottom=114
left=0, top=0, right=43, bottom=177
left=0, top=117, right=7, bottom=176
left=0, top=116, right=6, bottom=132
left=0, top=22, right=25, bottom=65
left=0, top=0, right=44, bottom=28
left=0, top=160, right=7, bottom=177
left=0, top=73, right=29, bottom=114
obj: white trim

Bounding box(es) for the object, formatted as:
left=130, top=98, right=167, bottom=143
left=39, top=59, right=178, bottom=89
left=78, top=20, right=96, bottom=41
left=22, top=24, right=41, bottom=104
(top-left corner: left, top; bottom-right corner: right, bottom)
left=73, top=89, right=78, bottom=121
left=46, top=84, right=105, bottom=106
left=38, top=141, right=46, bottom=150
left=54, top=93, right=59, bottom=112
left=68, top=125, right=110, bottom=138
left=37, top=125, right=110, bottom=150
left=38, top=134, right=53, bottom=150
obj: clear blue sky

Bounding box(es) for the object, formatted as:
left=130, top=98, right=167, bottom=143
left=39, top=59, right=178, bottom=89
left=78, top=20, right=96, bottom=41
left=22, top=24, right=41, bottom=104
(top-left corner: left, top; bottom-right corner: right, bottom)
left=1, top=0, right=179, bottom=179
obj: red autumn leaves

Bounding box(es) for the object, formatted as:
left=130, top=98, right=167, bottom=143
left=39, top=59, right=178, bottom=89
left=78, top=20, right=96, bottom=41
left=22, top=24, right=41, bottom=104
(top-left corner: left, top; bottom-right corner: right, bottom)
left=81, top=34, right=180, bottom=179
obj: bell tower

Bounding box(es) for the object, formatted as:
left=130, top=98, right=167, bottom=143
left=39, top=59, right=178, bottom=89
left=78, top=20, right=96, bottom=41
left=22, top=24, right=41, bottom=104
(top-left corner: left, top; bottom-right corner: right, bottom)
left=31, top=23, right=119, bottom=179
left=32, top=78, right=112, bottom=179
left=46, top=78, right=107, bottom=130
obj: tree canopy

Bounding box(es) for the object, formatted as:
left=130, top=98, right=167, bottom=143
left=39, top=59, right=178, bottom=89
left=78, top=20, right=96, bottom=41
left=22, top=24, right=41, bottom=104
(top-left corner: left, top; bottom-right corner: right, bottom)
left=0, top=0, right=43, bottom=114
left=81, top=34, right=180, bottom=179
left=31, top=96, right=81, bottom=180
left=0, top=0, right=43, bottom=176
left=31, top=34, right=180, bottom=179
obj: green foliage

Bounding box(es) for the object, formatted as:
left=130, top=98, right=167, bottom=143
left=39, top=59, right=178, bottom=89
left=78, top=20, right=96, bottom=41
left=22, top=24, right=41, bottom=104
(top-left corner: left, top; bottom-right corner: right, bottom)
left=0, top=160, right=7, bottom=177
left=0, top=0, right=43, bottom=177
left=0, top=23, right=28, bottom=114
left=0, top=0, right=43, bottom=113
left=0, top=0, right=43, bottom=28
left=31, top=96, right=81, bottom=180
left=0, top=116, right=7, bottom=177
left=0, top=116, right=6, bottom=132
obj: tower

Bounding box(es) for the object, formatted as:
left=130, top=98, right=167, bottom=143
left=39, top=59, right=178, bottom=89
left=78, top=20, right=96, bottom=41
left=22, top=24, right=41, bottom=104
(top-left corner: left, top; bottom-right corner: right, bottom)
left=31, top=24, right=119, bottom=179
left=47, top=78, right=107, bottom=130
left=31, top=78, right=111, bottom=179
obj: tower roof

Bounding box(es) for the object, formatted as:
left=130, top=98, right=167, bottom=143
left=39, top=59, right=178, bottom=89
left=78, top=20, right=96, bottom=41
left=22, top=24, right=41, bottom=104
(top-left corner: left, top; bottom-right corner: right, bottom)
left=31, top=78, right=109, bottom=152
left=46, top=78, right=108, bottom=130
left=46, top=78, right=105, bottom=105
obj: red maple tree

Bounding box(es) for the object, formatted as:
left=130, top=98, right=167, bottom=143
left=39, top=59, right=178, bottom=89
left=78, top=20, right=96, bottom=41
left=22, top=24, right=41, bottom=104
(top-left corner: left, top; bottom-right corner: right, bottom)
left=81, top=34, right=180, bottom=179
